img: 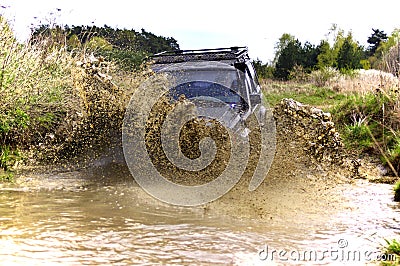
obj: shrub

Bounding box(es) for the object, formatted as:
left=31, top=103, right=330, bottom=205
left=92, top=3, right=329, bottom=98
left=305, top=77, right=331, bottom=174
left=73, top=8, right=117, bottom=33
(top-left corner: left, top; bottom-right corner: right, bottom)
left=310, top=67, right=341, bottom=87
left=288, top=65, right=309, bottom=83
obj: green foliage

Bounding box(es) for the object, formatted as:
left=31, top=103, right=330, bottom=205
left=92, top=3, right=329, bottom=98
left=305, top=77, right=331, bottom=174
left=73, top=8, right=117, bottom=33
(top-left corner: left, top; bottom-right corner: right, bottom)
left=343, top=124, right=373, bottom=150
left=0, top=145, right=21, bottom=171
left=100, top=49, right=147, bottom=71
left=136, top=28, right=180, bottom=54
left=337, top=34, right=364, bottom=72
left=375, top=29, right=400, bottom=56
left=85, top=36, right=113, bottom=52
left=32, top=24, right=180, bottom=70
left=367, top=28, right=388, bottom=56
left=253, top=59, right=274, bottom=79
left=36, top=113, right=55, bottom=129
left=0, top=145, right=11, bottom=170
left=263, top=82, right=345, bottom=107
left=339, top=68, right=359, bottom=78
left=0, top=109, right=30, bottom=136
left=368, top=29, right=400, bottom=70
left=309, top=66, right=340, bottom=87
left=333, top=93, right=389, bottom=127
left=0, top=144, right=18, bottom=182
left=316, top=40, right=335, bottom=69
left=273, top=33, right=296, bottom=65
left=384, top=239, right=400, bottom=258
left=0, top=15, right=178, bottom=174
left=272, top=26, right=376, bottom=80
left=332, top=91, right=400, bottom=174
left=0, top=171, right=13, bottom=182
left=360, top=59, right=371, bottom=70
left=273, top=38, right=319, bottom=80
left=0, top=16, right=76, bottom=170
left=274, top=37, right=303, bottom=79
left=382, top=239, right=400, bottom=265
left=67, top=34, right=81, bottom=49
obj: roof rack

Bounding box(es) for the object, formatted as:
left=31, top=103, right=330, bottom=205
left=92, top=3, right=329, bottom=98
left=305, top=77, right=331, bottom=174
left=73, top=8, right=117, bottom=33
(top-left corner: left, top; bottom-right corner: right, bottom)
left=151, top=46, right=249, bottom=64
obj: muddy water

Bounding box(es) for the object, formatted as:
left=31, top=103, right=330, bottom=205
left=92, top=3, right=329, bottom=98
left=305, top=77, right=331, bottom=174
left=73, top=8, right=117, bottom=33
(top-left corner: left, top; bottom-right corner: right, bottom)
left=0, top=166, right=399, bottom=265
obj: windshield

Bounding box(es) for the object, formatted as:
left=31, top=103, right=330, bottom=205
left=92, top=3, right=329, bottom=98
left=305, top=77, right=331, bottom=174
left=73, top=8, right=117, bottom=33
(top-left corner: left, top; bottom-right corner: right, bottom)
left=169, top=81, right=248, bottom=113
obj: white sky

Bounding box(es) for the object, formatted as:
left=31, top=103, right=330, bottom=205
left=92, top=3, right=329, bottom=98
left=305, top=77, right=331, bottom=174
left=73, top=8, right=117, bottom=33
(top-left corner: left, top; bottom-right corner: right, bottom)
left=1, top=0, right=399, bottom=62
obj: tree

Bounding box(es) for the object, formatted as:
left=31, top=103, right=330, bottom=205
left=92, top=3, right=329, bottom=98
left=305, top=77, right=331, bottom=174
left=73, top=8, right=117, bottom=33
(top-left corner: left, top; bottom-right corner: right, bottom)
left=274, top=38, right=303, bottom=79
left=367, top=28, right=388, bottom=56
left=135, top=29, right=179, bottom=54
left=31, top=24, right=180, bottom=70
left=252, top=59, right=274, bottom=79
left=301, top=41, right=318, bottom=70
left=273, top=33, right=321, bottom=79
left=86, top=36, right=113, bottom=52
left=375, top=29, right=400, bottom=56
left=337, top=34, right=364, bottom=71
left=316, top=40, right=335, bottom=69
left=273, top=33, right=296, bottom=65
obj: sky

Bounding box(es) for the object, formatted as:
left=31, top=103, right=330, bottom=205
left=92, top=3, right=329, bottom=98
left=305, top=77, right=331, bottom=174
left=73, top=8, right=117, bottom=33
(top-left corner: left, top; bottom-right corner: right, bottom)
left=1, top=0, right=400, bottom=63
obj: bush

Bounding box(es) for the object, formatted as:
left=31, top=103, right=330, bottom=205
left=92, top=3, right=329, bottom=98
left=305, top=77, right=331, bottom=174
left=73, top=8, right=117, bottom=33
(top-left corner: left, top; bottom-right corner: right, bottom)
left=252, top=59, right=274, bottom=79
left=309, top=67, right=340, bottom=87
left=288, top=65, right=309, bottom=83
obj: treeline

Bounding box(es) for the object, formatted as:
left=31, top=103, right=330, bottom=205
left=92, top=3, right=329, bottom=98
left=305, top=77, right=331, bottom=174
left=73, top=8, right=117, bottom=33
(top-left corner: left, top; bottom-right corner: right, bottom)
left=254, top=25, right=400, bottom=80
left=30, top=23, right=400, bottom=79
left=31, top=24, right=180, bottom=70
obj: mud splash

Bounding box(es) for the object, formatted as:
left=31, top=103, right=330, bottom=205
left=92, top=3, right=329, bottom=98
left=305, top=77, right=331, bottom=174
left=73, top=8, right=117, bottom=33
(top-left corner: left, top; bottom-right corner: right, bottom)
left=205, top=98, right=354, bottom=219
left=16, top=98, right=359, bottom=220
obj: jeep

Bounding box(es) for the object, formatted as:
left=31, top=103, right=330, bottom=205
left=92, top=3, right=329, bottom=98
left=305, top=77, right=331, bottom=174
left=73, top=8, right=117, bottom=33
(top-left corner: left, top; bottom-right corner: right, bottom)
left=150, top=47, right=265, bottom=137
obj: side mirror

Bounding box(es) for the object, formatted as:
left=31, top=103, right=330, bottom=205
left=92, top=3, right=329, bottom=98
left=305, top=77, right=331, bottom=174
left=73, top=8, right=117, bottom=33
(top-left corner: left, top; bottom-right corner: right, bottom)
left=250, top=94, right=262, bottom=105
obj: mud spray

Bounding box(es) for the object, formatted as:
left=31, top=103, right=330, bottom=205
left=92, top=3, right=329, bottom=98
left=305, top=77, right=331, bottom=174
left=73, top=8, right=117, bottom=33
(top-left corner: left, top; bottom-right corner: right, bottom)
left=16, top=62, right=360, bottom=220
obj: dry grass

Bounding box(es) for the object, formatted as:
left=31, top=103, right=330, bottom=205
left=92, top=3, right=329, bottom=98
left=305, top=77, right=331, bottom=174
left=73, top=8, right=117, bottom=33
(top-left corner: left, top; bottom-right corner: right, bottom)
left=332, top=69, right=400, bottom=94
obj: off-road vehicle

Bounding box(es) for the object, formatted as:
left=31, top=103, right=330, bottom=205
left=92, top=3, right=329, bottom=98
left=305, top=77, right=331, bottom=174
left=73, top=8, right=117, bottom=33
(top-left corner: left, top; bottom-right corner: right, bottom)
left=151, top=47, right=265, bottom=136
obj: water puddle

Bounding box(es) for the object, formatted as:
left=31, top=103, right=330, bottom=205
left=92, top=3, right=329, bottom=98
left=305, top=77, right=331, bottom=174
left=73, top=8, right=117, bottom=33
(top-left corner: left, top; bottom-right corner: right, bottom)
left=0, top=170, right=398, bottom=265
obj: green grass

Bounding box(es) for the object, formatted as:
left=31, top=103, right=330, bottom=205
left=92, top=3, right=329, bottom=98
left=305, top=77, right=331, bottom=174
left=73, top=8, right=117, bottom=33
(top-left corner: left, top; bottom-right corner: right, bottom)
left=342, top=124, right=374, bottom=150
left=382, top=239, right=400, bottom=265
left=329, top=90, right=400, bottom=175
left=263, top=82, right=346, bottom=107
